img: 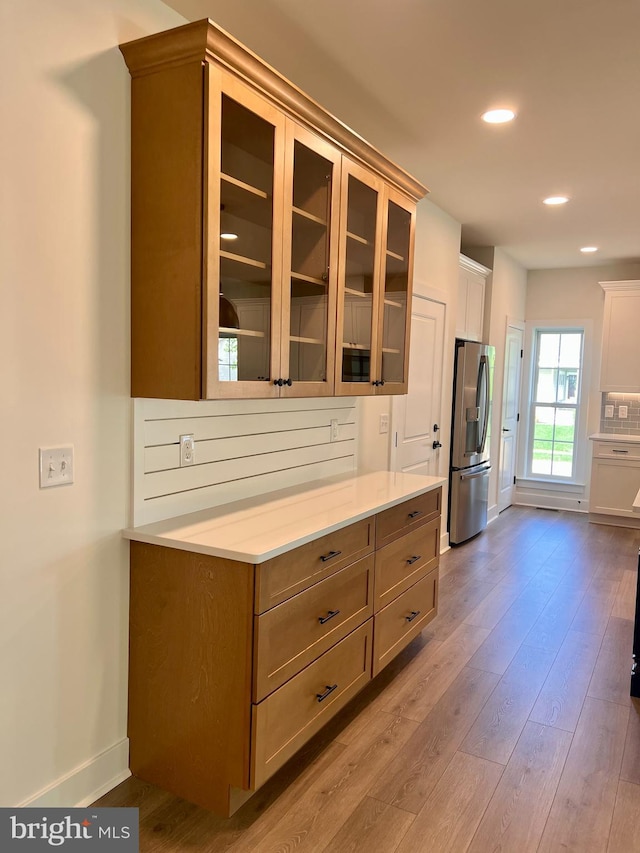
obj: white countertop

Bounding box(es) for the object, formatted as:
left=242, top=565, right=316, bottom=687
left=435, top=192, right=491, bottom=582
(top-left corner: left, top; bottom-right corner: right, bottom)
left=124, top=470, right=446, bottom=563
left=590, top=433, right=640, bottom=443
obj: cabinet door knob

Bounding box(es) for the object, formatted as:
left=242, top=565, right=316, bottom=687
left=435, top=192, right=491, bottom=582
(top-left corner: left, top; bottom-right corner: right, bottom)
left=273, top=378, right=284, bottom=386
left=318, top=609, right=341, bottom=625
left=284, top=378, right=293, bottom=386
left=316, top=683, right=338, bottom=702
left=405, top=610, right=421, bottom=623
left=380, top=379, right=385, bottom=386
left=320, top=549, right=342, bottom=562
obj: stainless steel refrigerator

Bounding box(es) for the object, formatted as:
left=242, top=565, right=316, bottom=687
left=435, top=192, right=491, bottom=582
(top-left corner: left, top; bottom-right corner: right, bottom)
left=449, top=339, right=494, bottom=545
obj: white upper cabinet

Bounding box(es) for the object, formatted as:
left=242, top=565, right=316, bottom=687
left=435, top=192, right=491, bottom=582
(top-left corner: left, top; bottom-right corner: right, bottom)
left=457, top=255, right=489, bottom=342
left=599, top=280, right=640, bottom=392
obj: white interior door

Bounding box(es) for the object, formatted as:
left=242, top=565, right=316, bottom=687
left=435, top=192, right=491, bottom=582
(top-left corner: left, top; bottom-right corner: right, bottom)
left=391, top=295, right=445, bottom=475
left=498, top=323, right=524, bottom=511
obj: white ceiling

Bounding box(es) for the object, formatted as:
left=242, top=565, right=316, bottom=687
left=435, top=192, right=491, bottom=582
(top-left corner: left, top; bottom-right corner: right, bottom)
left=165, top=0, right=640, bottom=270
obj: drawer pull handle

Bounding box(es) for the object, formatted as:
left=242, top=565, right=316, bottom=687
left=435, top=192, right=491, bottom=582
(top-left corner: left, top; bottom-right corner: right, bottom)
left=612, top=449, right=629, bottom=453
left=405, top=610, right=421, bottom=623
left=320, top=549, right=342, bottom=562
left=316, top=683, right=338, bottom=702
left=406, top=555, right=422, bottom=565
left=408, top=510, right=423, bottom=519
left=318, top=609, right=341, bottom=625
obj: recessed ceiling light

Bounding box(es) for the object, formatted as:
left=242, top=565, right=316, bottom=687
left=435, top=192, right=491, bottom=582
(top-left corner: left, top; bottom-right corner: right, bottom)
left=481, top=108, right=516, bottom=124
left=543, top=196, right=570, bottom=205
left=580, top=246, right=598, bottom=253
left=220, top=232, right=238, bottom=240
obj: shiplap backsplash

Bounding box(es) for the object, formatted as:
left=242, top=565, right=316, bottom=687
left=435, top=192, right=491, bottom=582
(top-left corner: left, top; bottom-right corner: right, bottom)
left=133, top=397, right=357, bottom=525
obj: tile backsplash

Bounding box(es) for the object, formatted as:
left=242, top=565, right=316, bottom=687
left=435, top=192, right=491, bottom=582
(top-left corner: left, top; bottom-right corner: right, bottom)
left=600, top=392, right=640, bottom=434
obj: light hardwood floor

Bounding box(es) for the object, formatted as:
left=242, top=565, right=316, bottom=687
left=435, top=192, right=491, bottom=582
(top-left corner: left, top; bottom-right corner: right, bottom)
left=97, top=506, right=640, bottom=852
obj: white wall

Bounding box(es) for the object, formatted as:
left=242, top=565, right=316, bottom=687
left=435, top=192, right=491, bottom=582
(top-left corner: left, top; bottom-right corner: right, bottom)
left=516, top=261, right=640, bottom=509
left=0, top=0, right=186, bottom=807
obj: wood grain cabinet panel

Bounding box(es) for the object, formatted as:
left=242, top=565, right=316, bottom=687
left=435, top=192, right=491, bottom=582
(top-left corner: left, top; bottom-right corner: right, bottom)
left=253, top=555, right=374, bottom=701
left=255, top=517, right=374, bottom=613
left=251, top=620, right=373, bottom=789
left=375, top=516, right=440, bottom=611
left=376, top=487, right=441, bottom=548
left=373, top=570, right=439, bottom=676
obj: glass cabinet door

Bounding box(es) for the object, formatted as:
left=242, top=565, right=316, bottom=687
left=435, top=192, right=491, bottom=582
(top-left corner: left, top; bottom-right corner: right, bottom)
left=335, top=160, right=385, bottom=395
left=376, top=188, right=415, bottom=394
left=205, top=70, right=285, bottom=398
left=280, top=123, right=340, bottom=396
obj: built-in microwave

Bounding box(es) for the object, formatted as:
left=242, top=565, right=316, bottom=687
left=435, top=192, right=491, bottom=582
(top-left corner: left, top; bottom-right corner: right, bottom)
left=342, top=348, right=370, bottom=382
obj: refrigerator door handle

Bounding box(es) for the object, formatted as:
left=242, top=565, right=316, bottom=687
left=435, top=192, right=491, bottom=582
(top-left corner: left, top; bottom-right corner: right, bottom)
left=476, top=355, right=490, bottom=454
left=460, top=465, right=491, bottom=481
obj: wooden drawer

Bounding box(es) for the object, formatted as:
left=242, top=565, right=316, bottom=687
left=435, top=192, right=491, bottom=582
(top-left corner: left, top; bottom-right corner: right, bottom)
left=593, top=441, right=640, bottom=461
left=375, top=488, right=441, bottom=549
left=375, top=517, right=440, bottom=611
left=373, top=570, right=438, bottom=676
left=255, top=517, right=374, bottom=613
left=250, top=620, right=373, bottom=788
left=253, top=554, right=374, bottom=701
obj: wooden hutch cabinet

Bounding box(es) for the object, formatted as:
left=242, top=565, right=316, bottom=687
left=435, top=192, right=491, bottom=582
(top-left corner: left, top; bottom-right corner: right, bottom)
left=120, top=19, right=427, bottom=399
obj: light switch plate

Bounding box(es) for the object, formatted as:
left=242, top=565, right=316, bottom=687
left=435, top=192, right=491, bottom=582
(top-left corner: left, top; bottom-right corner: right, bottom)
left=379, top=413, right=390, bottom=434
left=39, top=446, right=74, bottom=488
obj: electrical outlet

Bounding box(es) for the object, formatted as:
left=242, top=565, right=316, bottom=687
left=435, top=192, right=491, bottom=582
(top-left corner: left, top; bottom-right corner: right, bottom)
left=39, top=446, right=74, bottom=488
left=379, top=413, right=390, bottom=434
left=604, top=405, right=614, bottom=418
left=330, top=419, right=339, bottom=441
left=179, top=433, right=195, bottom=466
left=619, top=405, right=628, bottom=419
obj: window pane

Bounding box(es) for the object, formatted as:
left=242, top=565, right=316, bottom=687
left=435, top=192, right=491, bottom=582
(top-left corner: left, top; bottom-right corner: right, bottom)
left=533, top=407, right=555, bottom=440
left=532, top=439, right=552, bottom=474
left=555, top=408, right=576, bottom=440
left=557, top=369, right=579, bottom=403
left=538, top=333, right=560, bottom=367
left=559, top=333, right=582, bottom=368
left=535, top=368, right=557, bottom=402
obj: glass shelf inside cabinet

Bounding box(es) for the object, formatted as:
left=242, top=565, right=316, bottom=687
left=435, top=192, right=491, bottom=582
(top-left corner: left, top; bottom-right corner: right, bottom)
left=218, top=95, right=274, bottom=383
left=287, top=140, right=332, bottom=383
left=381, top=200, right=411, bottom=383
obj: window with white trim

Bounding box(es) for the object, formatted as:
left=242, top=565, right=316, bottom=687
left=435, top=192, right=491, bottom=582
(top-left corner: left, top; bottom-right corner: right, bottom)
left=527, top=329, right=584, bottom=479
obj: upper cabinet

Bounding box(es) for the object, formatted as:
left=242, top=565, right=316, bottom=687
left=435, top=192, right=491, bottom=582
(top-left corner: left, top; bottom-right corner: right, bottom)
left=599, top=281, right=640, bottom=393
left=120, top=20, right=427, bottom=400
left=456, top=255, right=489, bottom=342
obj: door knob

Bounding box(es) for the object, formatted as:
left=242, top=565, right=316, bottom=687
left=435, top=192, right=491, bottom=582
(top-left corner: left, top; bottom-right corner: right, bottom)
left=502, top=428, right=510, bottom=432
left=432, top=440, right=442, bottom=449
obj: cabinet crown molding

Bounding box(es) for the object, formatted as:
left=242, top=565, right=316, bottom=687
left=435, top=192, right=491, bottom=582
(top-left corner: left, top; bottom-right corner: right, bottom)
left=599, top=280, right=640, bottom=292
left=120, top=18, right=428, bottom=202
left=459, top=254, right=491, bottom=276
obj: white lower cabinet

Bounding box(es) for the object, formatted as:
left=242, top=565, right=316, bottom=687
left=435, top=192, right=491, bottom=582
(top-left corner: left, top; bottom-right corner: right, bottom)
left=590, top=440, right=640, bottom=519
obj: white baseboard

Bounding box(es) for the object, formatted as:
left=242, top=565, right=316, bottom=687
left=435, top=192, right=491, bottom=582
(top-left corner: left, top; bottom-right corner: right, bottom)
left=440, top=531, right=450, bottom=553
left=514, top=489, right=588, bottom=514
left=589, top=512, right=640, bottom=529
left=487, top=504, right=499, bottom=525
left=18, top=738, right=130, bottom=808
